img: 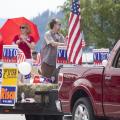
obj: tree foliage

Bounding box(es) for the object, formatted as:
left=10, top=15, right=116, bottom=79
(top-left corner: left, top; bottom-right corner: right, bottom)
left=61, top=0, right=120, bottom=48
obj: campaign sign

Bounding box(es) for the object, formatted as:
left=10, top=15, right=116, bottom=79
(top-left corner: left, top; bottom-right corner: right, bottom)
left=57, top=46, right=68, bottom=64
left=2, top=68, right=18, bottom=86
left=0, top=62, right=3, bottom=83
left=0, top=86, right=16, bottom=106
left=24, top=73, right=31, bottom=84
left=0, top=69, right=2, bottom=83
left=93, top=49, right=109, bottom=65
left=33, top=75, right=53, bottom=83
left=3, top=45, right=18, bottom=63
left=33, top=75, right=40, bottom=83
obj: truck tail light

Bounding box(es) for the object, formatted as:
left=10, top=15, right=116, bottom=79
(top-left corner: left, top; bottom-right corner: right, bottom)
left=58, top=73, right=63, bottom=90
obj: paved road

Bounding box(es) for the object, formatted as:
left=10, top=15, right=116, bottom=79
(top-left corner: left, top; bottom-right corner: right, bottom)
left=0, top=115, right=25, bottom=120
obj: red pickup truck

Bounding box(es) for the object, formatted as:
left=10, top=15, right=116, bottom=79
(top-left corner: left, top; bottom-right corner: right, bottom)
left=58, top=40, right=120, bottom=120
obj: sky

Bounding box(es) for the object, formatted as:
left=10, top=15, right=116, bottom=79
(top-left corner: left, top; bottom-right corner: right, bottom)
left=0, top=0, right=65, bottom=19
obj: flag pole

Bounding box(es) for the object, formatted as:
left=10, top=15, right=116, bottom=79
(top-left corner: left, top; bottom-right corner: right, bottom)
left=70, top=0, right=73, bottom=6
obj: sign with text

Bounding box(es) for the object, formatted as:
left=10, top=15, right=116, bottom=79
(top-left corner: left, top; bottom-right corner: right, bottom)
left=0, top=45, right=18, bottom=106
left=0, top=86, right=16, bottom=106
left=3, top=45, right=18, bottom=63
left=93, top=49, right=109, bottom=65
left=0, top=69, right=2, bottom=83
left=2, top=68, right=18, bottom=86
left=57, top=46, right=68, bottom=64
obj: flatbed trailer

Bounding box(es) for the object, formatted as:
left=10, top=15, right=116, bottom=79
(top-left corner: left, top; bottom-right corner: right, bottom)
left=0, top=90, right=63, bottom=120
left=0, top=45, right=67, bottom=120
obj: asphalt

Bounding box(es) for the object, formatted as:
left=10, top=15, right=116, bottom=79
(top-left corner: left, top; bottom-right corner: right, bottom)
left=0, top=115, right=25, bottom=120
left=0, top=115, right=71, bottom=120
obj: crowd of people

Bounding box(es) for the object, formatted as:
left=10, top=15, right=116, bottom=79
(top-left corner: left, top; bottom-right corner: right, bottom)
left=0, top=18, right=66, bottom=80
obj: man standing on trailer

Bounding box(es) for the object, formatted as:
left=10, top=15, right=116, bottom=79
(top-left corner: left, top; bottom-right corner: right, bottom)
left=40, top=18, right=65, bottom=78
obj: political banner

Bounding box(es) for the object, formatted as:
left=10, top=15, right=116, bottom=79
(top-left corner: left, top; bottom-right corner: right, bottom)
left=3, top=45, right=18, bottom=63
left=0, top=86, right=16, bottom=106
left=57, top=46, right=68, bottom=64
left=2, top=68, right=18, bottom=86
left=0, top=62, right=3, bottom=84
left=33, top=75, right=53, bottom=83
left=24, top=73, right=31, bottom=84
left=33, top=75, right=40, bottom=83
left=0, top=69, right=2, bottom=84
left=93, top=49, right=109, bottom=65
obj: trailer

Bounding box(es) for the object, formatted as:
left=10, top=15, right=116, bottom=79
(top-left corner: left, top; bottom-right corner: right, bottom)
left=0, top=45, right=63, bottom=120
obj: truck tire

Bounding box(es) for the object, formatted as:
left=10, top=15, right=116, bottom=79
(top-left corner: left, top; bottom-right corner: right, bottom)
left=72, top=97, right=95, bottom=120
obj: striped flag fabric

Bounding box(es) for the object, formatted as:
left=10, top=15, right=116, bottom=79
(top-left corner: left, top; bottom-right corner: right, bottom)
left=17, top=49, right=26, bottom=64
left=17, top=49, right=41, bottom=65
left=67, top=0, right=83, bottom=64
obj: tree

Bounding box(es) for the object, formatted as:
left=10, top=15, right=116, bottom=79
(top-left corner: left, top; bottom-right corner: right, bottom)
left=58, top=0, right=71, bottom=36
left=61, top=0, right=120, bottom=48
left=32, top=10, right=64, bottom=51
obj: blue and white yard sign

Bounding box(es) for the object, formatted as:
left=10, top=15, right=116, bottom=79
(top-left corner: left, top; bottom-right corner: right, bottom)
left=93, top=49, right=109, bottom=65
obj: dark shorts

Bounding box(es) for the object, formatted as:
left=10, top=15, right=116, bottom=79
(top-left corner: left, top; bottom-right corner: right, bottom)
left=41, top=62, right=55, bottom=78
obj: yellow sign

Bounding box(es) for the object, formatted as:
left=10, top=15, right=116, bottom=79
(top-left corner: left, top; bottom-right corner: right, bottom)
left=2, top=68, right=18, bottom=86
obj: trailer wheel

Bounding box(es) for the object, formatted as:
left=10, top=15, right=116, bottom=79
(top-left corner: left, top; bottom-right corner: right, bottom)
left=44, top=115, right=63, bottom=120
left=25, top=115, right=63, bottom=120
left=25, top=115, right=35, bottom=120
left=72, top=97, right=95, bottom=120
left=25, top=115, right=43, bottom=120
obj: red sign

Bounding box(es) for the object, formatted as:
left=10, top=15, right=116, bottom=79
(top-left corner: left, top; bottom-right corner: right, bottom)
left=33, top=75, right=40, bottom=83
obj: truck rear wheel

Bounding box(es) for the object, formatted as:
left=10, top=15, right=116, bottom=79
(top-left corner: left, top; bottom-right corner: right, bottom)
left=72, top=97, right=95, bottom=120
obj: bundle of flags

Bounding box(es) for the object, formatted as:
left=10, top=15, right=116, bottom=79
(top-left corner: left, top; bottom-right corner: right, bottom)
left=67, top=0, right=86, bottom=65
left=17, top=49, right=41, bottom=66
left=17, top=49, right=26, bottom=64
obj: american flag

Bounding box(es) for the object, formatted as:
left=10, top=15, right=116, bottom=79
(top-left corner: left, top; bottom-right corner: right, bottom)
left=67, top=0, right=84, bottom=64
